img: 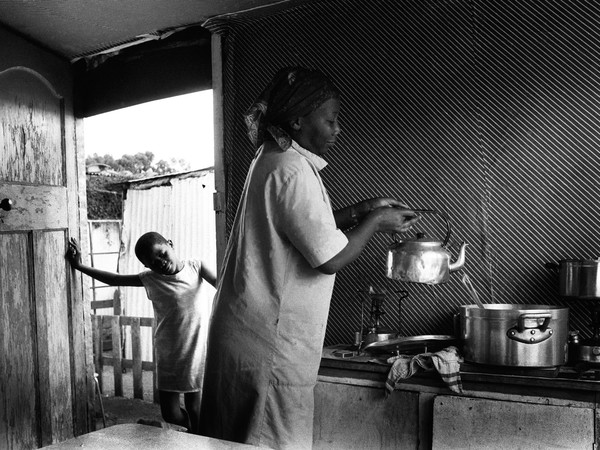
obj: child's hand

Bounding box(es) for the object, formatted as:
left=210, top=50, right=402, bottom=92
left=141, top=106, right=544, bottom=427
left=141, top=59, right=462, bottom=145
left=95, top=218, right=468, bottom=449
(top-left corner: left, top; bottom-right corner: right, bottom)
left=66, top=237, right=82, bottom=267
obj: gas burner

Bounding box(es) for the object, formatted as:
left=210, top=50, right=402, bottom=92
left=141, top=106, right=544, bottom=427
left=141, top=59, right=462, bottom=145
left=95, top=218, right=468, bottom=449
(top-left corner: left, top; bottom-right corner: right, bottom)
left=571, top=301, right=600, bottom=365
left=355, top=286, right=408, bottom=351
left=575, top=368, right=600, bottom=383
left=460, top=362, right=562, bottom=378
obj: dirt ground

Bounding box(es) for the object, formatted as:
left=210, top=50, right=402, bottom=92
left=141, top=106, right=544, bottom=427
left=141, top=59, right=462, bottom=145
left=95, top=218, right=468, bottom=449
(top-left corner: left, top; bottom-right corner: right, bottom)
left=95, top=396, right=163, bottom=429
left=94, top=366, right=164, bottom=430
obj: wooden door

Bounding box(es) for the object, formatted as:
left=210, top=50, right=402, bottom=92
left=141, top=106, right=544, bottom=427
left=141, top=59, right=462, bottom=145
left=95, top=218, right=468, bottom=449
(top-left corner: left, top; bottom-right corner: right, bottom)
left=0, top=28, right=91, bottom=449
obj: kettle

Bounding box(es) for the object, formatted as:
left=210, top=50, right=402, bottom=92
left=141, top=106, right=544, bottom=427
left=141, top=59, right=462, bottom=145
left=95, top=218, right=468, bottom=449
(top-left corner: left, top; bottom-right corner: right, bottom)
left=386, top=210, right=467, bottom=284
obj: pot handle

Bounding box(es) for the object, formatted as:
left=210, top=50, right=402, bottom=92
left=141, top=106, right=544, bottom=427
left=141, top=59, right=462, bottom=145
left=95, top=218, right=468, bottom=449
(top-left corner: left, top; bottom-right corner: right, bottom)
left=517, top=313, right=552, bottom=333
left=506, top=313, right=553, bottom=344
left=452, top=312, right=463, bottom=339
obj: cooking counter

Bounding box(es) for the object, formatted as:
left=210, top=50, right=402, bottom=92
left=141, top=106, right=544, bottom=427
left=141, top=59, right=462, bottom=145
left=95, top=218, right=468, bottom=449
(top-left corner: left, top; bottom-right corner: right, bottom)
left=314, top=347, right=600, bottom=449
left=320, top=350, right=600, bottom=395
left=319, top=347, right=600, bottom=402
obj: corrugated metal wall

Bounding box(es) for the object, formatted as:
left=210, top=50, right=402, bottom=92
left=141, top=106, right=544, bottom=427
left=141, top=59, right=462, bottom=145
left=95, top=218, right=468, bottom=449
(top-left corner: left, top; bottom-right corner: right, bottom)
left=208, top=0, right=600, bottom=345
left=119, top=170, right=217, bottom=363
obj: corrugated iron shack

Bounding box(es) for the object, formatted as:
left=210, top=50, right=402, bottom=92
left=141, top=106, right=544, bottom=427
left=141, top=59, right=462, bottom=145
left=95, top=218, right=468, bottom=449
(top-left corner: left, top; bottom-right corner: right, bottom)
left=116, top=168, right=217, bottom=365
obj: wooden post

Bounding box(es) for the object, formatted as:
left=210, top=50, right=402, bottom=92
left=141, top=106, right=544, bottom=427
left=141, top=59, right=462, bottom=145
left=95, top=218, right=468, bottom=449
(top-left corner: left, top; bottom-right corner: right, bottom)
left=113, top=289, right=122, bottom=316
left=110, top=316, right=123, bottom=397
left=152, top=319, right=159, bottom=403
left=92, top=315, right=103, bottom=392
left=91, top=314, right=156, bottom=401
left=131, top=317, right=143, bottom=399
left=211, top=33, right=227, bottom=275
left=595, top=391, right=600, bottom=449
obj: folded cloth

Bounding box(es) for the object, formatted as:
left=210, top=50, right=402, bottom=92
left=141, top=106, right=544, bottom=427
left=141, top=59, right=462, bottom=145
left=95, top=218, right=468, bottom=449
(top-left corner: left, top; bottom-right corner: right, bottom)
left=385, top=346, right=464, bottom=394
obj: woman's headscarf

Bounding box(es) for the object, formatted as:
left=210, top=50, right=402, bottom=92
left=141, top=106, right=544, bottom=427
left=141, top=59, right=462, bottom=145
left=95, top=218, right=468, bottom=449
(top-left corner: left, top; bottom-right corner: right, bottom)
left=244, top=67, right=339, bottom=150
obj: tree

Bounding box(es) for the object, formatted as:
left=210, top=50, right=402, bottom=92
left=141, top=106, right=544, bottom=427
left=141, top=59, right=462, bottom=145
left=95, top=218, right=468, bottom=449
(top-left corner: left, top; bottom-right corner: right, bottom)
left=85, top=174, right=129, bottom=219
left=155, top=158, right=191, bottom=174
left=86, top=153, right=117, bottom=167
left=85, top=151, right=192, bottom=219
left=86, top=151, right=190, bottom=175
left=116, top=152, right=154, bottom=173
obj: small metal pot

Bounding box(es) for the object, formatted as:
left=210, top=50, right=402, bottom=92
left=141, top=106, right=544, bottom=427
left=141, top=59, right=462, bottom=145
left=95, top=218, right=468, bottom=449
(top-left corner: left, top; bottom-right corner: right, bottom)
left=546, top=259, right=600, bottom=299
left=457, top=304, right=569, bottom=367
left=577, top=341, right=600, bottom=364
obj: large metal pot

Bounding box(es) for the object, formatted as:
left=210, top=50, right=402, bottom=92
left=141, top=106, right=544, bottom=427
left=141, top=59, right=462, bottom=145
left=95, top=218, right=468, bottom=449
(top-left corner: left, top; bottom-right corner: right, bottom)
left=457, top=304, right=569, bottom=367
left=546, top=259, right=600, bottom=299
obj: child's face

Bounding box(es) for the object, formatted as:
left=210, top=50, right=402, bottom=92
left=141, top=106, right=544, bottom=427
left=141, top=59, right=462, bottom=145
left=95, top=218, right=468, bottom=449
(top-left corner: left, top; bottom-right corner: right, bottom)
left=138, top=241, right=181, bottom=275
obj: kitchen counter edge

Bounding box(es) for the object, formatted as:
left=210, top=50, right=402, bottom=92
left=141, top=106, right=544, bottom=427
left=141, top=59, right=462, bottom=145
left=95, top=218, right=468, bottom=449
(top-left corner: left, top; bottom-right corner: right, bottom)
left=319, top=357, right=600, bottom=405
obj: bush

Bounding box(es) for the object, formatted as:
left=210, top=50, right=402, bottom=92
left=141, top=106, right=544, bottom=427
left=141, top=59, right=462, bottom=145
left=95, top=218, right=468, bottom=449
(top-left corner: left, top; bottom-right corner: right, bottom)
left=86, top=174, right=130, bottom=220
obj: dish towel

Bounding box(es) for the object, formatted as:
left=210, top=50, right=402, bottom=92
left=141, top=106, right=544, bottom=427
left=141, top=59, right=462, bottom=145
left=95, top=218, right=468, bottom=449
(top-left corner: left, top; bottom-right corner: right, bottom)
left=385, top=346, right=464, bottom=395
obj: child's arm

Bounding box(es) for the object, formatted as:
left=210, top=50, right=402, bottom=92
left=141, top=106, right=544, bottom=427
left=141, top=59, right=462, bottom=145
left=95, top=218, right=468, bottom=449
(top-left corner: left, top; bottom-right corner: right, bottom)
left=66, top=238, right=143, bottom=287
left=200, top=263, right=217, bottom=288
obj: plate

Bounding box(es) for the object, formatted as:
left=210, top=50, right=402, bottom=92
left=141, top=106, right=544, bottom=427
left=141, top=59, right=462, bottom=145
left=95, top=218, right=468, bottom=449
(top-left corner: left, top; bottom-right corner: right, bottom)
left=362, top=334, right=456, bottom=355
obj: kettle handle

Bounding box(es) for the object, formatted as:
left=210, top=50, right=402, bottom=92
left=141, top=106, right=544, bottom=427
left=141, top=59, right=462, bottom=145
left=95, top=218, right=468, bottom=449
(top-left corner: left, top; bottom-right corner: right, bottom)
left=415, top=209, right=451, bottom=247
left=391, top=208, right=452, bottom=246
left=437, top=210, right=451, bottom=247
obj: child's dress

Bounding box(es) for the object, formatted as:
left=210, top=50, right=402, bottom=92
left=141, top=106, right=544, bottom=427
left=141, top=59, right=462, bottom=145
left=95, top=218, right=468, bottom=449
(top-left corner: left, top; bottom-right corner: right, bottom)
left=139, top=259, right=205, bottom=392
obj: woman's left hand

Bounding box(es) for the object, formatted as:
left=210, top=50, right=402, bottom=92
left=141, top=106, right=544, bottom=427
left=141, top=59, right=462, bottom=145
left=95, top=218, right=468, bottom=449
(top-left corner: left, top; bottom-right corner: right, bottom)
left=354, top=197, right=409, bottom=218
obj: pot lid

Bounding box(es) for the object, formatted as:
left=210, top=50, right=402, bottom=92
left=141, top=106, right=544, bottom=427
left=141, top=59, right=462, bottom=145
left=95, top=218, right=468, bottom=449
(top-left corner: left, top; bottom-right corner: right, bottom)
left=558, top=258, right=600, bottom=266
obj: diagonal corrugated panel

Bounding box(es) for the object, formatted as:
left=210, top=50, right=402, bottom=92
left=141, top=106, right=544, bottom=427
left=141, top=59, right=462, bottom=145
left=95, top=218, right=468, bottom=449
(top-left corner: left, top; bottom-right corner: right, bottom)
left=476, top=1, right=600, bottom=337
left=210, top=0, right=600, bottom=346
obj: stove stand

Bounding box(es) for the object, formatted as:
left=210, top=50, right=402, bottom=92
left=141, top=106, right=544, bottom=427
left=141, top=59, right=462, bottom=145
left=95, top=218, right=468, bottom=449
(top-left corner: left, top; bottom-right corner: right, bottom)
left=355, top=285, right=408, bottom=351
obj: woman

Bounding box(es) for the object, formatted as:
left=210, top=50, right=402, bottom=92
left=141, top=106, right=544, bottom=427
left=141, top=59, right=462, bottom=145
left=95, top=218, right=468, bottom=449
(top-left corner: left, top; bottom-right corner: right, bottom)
left=199, top=67, right=419, bottom=449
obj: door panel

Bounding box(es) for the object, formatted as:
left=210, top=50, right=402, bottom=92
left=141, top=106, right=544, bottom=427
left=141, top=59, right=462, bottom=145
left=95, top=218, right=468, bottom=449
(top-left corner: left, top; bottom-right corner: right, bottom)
left=0, top=30, right=90, bottom=448
left=0, top=184, right=68, bottom=230
left=0, top=67, right=65, bottom=185
left=0, top=68, right=74, bottom=448
left=34, top=231, right=73, bottom=445
left=0, top=233, right=38, bottom=449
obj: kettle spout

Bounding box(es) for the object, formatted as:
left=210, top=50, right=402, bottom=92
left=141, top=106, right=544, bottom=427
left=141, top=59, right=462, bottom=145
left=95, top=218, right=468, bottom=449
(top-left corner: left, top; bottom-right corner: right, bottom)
left=449, top=242, right=468, bottom=273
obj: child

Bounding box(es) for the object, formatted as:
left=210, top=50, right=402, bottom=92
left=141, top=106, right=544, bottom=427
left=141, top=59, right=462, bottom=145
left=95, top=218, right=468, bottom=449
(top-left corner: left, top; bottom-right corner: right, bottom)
left=66, top=232, right=216, bottom=434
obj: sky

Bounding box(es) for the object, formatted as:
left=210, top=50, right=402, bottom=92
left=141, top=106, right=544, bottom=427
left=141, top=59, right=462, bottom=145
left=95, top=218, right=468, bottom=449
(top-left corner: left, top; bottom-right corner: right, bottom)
left=83, top=90, right=214, bottom=171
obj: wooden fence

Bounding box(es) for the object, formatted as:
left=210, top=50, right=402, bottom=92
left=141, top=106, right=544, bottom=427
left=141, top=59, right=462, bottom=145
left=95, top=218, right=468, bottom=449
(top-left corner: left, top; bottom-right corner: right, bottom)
left=91, top=314, right=158, bottom=403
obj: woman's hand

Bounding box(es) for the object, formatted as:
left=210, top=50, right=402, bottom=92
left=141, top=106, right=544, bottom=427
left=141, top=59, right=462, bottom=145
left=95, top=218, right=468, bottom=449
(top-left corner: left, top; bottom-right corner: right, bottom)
left=358, top=197, right=408, bottom=212
left=352, top=197, right=409, bottom=222
left=320, top=201, right=420, bottom=274
left=66, top=237, right=83, bottom=268
left=335, top=197, right=417, bottom=231
left=371, top=207, right=420, bottom=234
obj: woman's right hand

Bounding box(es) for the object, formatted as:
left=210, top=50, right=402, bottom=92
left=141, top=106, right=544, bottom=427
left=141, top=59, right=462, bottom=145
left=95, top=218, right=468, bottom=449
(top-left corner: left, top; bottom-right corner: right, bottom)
left=318, top=206, right=421, bottom=274
left=371, top=207, right=421, bottom=234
